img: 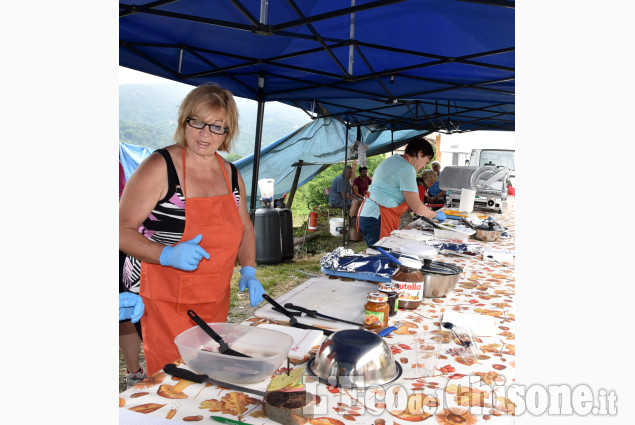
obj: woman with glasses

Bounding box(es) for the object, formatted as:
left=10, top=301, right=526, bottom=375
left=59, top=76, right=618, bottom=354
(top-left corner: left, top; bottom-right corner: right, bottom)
left=119, top=84, right=265, bottom=375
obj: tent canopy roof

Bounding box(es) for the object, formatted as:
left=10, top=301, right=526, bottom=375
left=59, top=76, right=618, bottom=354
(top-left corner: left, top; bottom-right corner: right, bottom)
left=120, top=0, right=514, bottom=132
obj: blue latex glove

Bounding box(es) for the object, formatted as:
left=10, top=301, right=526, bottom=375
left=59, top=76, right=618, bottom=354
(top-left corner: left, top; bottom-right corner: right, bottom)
left=238, top=266, right=265, bottom=307
left=119, top=292, right=145, bottom=323
left=435, top=210, right=447, bottom=223
left=159, top=234, right=210, bottom=271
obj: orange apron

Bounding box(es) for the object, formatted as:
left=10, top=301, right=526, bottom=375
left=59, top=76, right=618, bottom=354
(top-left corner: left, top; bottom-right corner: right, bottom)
left=357, top=197, right=409, bottom=240
left=139, top=150, right=243, bottom=375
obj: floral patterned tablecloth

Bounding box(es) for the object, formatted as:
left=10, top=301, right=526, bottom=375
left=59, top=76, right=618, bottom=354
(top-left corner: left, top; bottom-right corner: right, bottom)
left=120, top=202, right=516, bottom=424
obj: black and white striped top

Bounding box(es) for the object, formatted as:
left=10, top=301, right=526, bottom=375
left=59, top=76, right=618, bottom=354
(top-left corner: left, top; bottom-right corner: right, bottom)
left=122, top=148, right=239, bottom=293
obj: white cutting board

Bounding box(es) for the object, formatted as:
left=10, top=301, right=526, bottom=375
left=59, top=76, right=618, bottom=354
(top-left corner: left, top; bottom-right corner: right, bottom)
left=254, top=277, right=379, bottom=331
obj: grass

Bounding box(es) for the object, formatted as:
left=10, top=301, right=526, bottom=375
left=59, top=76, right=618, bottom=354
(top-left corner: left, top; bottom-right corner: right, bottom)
left=119, top=213, right=367, bottom=393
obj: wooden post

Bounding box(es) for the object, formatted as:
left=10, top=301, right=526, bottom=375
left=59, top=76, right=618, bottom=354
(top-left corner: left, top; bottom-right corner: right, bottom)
left=435, top=134, right=442, bottom=162
left=285, top=160, right=303, bottom=209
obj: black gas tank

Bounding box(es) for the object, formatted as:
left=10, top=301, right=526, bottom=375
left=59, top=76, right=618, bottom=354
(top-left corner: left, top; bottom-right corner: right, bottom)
left=254, top=202, right=281, bottom=265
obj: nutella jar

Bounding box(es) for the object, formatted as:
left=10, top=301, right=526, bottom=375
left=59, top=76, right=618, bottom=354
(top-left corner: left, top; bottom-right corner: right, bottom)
left=364, top=292, right=389, bottom=330
left=392, top=257, right=425, bottom=309
left=378, top=282, right=399, bottom=316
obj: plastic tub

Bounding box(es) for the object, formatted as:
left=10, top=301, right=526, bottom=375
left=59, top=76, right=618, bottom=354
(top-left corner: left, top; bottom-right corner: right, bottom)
left=174, top=323, right=293, bottom=384
left=258, top=178, right=275, bottom=200
left=329, top=217, right=344, bottom=236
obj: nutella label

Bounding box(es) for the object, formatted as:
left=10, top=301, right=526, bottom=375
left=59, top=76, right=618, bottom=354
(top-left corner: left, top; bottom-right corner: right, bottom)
left=393, top=279, right=424, bottom=301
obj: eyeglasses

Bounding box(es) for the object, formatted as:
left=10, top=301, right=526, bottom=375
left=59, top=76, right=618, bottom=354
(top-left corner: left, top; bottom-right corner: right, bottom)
left=186, top=117, right=228, bottom=135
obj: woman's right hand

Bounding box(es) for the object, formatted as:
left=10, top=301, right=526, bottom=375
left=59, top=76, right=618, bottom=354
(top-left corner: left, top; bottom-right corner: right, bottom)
left=159, top=234, right=210, bottom=271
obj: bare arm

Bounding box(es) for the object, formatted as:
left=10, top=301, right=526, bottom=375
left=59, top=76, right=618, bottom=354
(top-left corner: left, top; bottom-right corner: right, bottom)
left=352, top=183, right=360, bottom=197
left=119, top=153, right=170, bottom=264
left=403, top=190, right=437, bottom=219
left=236, top=171, right=256, bottom=268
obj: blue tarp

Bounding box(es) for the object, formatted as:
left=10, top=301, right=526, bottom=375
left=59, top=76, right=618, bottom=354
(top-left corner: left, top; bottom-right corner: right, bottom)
left=235, top=117, right=428, bottom=205
left=119, top=142, right=154, bottom=182
left=119, top=117, right=428, bottom=204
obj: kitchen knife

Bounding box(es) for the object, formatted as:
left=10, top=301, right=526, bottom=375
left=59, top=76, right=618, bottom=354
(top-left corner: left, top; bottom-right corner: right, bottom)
left=211, top=416, right=252, bottom=425
left=283, top=303, right=364, bottom=327
left=419, top=215, right=443, bottom=229
left=162, top=364, right=266, bottom=397
left=262, top=294, right=334, bottom=336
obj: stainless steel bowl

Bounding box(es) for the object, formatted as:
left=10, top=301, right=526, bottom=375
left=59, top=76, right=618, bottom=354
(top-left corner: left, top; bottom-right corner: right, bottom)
left=421, top=260, right=462, bottom=298
left=307, top=329, right=402, bottom=389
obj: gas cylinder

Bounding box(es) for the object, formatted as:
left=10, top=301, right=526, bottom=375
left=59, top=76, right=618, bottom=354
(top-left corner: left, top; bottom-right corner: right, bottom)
left=254, top=199, right=281, bottom=265
left=275, top=198, right=294, bottom=261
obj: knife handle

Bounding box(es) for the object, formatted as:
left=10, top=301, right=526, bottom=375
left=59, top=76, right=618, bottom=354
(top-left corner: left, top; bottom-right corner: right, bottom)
left=284, top=303, right=317, bottom=316
left=163, top=363, right=208, bottom=384
left=263, top=294, right=297, bottom=324
left=187, top=310, right=230, bottom=353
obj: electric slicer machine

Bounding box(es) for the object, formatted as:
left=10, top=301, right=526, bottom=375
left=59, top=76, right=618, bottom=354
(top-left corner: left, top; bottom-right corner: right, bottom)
left=439, top=165, right=510, bottom=214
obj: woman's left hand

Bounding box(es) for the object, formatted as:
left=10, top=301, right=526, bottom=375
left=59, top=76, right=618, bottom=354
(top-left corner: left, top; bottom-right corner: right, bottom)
left=119, top=292, right=145, bottom=323
left=238, top=266, right=265, bottom=307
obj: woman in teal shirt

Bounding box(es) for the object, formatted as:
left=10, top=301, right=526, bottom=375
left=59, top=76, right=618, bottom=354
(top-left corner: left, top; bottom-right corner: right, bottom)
left=358, top=136, right=446, bottom=246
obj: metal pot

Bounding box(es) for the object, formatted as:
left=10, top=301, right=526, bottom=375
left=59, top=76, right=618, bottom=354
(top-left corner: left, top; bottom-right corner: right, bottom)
left=421, top=259, right=463, bottom=298
left=473, top=221, right=503, bottom=242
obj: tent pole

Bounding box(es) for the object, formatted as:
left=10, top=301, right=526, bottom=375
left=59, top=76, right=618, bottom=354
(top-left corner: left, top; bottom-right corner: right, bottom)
left=391, top=126, right=394, bottom=155
left=343, top=125, right=349, bottom=248
left=286, top=160, right=303, bottom=209
left=249, top=76, right=266, bottom=218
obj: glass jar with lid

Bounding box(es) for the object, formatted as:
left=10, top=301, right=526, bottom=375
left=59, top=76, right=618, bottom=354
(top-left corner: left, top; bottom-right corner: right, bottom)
left=378, top=282, right=399, bottom=317
left=364, top=292, right=389, bottom=330
left=392, top=257, right=424, bottom=309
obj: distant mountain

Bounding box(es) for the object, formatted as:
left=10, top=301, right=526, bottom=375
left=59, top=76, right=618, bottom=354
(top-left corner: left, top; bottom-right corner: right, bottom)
left=119, top=83, right=312, bottom=158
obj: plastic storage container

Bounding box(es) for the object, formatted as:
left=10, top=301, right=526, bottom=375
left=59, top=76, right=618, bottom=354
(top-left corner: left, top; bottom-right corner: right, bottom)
left=174, top=322, right=293, bottom=384
left=258, top=178, right=275, bottom=200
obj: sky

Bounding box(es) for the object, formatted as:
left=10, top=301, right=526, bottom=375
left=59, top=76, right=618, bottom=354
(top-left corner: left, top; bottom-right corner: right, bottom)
left=119, top=66, right=186, bottom=86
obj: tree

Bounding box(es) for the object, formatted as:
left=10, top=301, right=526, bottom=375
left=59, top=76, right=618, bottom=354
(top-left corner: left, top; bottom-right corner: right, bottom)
left=224, top=153, right=243, bottom=162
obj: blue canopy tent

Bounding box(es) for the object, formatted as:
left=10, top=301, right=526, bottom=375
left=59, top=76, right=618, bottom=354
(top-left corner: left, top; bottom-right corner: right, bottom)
left=120, top=0, right=514, bottom=211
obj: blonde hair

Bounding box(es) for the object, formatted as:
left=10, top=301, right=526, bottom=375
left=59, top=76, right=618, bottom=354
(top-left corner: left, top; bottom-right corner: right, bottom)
left=421, top=170, right=438, bottom=184
left=174, top=84, right=239, bottom=152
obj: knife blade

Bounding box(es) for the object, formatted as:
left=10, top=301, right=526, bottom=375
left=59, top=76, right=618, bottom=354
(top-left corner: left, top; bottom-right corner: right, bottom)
left=211, top=416, right=252, bottom=425
left=162, top=364, right=266, bottom=397
left=283, top=303, right=363, bottom=327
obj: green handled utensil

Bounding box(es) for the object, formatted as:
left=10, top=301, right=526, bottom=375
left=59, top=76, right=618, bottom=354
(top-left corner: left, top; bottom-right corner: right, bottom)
left=211, top=416, right=252, bottom=425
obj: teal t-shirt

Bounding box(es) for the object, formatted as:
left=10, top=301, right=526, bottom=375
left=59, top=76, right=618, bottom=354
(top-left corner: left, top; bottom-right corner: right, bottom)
left=360, top=154, right=418, bottom=219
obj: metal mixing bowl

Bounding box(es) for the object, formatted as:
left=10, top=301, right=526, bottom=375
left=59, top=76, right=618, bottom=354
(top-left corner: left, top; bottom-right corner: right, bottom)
left=307, top=329, right=402, bottom=389
left=422, top=260, right=463, bottom=298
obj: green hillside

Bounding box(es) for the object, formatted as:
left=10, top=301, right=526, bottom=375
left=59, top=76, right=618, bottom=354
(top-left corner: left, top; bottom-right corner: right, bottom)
left=119, top=83, right=312, bottom=158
